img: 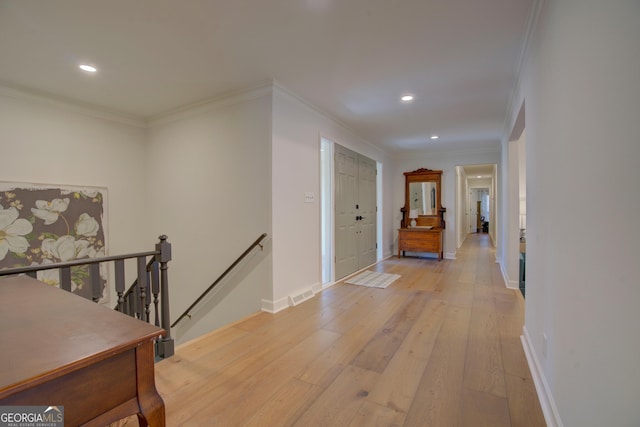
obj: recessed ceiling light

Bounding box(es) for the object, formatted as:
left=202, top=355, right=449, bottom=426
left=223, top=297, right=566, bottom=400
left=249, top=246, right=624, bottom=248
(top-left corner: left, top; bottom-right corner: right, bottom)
left=477, top=175, right=482, bottom=179
left=79, top=64, right=97, bottom=73
left=401, top=95, right=414, bottom=102
left=430, top=135, right=439, bottom=140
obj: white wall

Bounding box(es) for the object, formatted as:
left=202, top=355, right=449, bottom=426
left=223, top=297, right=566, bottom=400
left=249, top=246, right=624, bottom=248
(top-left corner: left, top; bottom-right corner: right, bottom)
left=507, top=1, right=640, bottom=425
left=146, top=89, right=273, bottom=344
left=0, top=89, right=149, bottom=304
left=394, top=148, right=501, bottom=259
left=271, top=85, right=394, bottom=311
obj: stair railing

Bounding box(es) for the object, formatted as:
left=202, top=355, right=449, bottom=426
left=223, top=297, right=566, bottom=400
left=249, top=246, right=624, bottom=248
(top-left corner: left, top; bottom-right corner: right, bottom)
left=172, top=233, right=267, bottom=328
left=0, top=235, right=174, bottom=359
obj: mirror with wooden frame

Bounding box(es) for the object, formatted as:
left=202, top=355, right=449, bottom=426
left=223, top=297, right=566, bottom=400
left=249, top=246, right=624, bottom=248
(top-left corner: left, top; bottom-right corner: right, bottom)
left=401, top=168, right=445, bottom=228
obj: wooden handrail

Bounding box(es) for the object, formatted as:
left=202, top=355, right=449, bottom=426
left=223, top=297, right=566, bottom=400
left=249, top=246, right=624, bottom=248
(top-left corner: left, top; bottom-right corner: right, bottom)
left=171, top=233, right=267, bottom=328
left=0, top=250, right=159, bottom=277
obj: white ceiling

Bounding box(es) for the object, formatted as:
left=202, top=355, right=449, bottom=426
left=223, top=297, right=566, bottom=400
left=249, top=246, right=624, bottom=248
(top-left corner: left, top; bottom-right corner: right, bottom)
left=463, top=164, right=495, bottom=178
left=0, top=0, right=533, bottom=153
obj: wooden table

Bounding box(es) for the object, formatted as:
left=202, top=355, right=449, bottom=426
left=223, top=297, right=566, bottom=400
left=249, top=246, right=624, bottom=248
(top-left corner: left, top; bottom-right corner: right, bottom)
left=398, top=227, right=444, bottom=260
left=0, top=276, right=165, bottom=427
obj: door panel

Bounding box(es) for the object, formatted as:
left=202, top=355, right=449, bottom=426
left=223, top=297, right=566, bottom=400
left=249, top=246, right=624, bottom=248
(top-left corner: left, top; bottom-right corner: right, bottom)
left=358, top=155, right=377, bottom=268
left=334, top=144, right=377, bottom=280
left=335, top=145, right=358, bottom=279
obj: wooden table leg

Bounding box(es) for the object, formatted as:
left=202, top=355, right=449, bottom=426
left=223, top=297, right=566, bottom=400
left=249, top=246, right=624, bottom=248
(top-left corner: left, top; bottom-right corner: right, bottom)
left=135, top=341, right=165, bottom=427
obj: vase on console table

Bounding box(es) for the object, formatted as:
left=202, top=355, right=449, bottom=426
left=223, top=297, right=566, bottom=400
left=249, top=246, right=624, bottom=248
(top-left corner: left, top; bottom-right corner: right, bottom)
left=409, top=209, right=419, bottom=228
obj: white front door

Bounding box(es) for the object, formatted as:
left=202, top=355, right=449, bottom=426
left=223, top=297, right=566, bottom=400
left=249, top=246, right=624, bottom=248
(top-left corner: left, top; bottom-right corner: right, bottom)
left=334, top=144, right=377, bottom=280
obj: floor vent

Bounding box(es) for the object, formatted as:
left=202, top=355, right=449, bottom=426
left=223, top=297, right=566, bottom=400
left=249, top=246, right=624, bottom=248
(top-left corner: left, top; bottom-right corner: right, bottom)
left=288, top=289, right=314, bottom=306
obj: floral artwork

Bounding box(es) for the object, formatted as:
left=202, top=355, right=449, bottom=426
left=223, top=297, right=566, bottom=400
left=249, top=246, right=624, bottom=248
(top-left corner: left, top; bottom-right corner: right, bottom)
left=0, top=183, right=108, bottom=302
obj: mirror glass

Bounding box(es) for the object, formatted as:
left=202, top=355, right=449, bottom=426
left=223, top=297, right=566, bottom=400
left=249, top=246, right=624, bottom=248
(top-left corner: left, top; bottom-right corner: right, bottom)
left=409, top=182, right=438, bottom=215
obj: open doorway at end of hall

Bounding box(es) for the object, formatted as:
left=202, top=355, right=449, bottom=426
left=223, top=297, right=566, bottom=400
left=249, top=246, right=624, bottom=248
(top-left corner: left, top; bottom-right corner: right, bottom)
left=455, top=164, right=497, bottom=249
left=321, top=138, right=380, bottom=285
left=471, top=188, right=490, bottom=234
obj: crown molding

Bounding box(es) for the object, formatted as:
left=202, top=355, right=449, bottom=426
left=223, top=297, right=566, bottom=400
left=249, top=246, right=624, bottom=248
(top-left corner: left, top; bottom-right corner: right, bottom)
left=396, top=145, right=501, bottom=160
left=272, top=81, right=391, bottom=158
left=148, top=80, right=274, bottom=128
left=0, top=83, right=147, bottom=128
left=503, top=0, right=546, bottom=138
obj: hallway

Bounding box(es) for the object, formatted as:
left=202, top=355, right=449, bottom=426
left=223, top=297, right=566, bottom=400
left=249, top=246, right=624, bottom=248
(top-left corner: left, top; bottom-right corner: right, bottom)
left=152, top=233, right=545, bottom=426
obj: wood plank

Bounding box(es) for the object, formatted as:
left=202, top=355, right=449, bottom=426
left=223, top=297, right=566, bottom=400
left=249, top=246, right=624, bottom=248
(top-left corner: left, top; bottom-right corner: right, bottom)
left=293, top=365, right=379, bottom=427
left=504, top=373, right=547, bottom=427
left=243, top=378, right=324, bottom=427
left=463, top=305, right=508, bottom=398
left=163, top=301, right=343, bottom=422
left=460, top=387, right=511, bottom=427
left=436, top=278, right=475, bottom=308
left=366, top=298, right=448, bottom=412
left=351, top=292, right=430, bottom=373
left=322, top=287, right=402, bottom=334
left=183, top=329, right=341, bottom=425
left=162, top=345, right=288, bottom=425
left=458, top=256, right=478, bottom=283
left=500, top=336, right=533, bottom=380
left=349, top=400, right=406, bottom=427
left=402, top=304, right=471, bottom=426
left=296, top=293, right=407, bottom=387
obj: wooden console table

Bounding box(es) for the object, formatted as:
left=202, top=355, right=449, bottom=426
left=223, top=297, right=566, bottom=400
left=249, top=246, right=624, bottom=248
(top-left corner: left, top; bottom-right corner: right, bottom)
left=398, top=227, right=444, bottom=260
left=0, top=276, right=165, bottom=427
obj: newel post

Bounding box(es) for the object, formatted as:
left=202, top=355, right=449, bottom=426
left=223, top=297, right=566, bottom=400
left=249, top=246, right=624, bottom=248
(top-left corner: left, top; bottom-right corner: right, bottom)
left=155, top=235, right=175, bottom=358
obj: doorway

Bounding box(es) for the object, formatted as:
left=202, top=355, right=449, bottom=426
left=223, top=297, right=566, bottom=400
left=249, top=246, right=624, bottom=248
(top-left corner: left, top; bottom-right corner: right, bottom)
left=455, top=164, right=497, bottom=248
left=334, top=144, right=377, bottom=280
left=321, top=139, right=378, bottom=283
left=470, top=188, right=490, bottom=233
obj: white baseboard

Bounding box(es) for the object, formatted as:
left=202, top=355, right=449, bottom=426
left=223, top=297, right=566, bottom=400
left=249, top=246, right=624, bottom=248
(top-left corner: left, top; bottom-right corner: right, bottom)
left=444, top=251, right=456, bottom=260
left=261, top=296, right=289, bottom=314
left=311, top=282, right=324, bottom=294
left=498, top=259, right=519, bottom=289
left=521, top=327, right=564, bottom=427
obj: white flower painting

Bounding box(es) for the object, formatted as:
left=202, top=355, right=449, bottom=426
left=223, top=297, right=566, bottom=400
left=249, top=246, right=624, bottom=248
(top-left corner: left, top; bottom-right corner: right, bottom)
left=0, top=206, right=33, bottom=260
left=0, top=183, right=108, bottom=302
left=31, top=198, right=70, bottom=225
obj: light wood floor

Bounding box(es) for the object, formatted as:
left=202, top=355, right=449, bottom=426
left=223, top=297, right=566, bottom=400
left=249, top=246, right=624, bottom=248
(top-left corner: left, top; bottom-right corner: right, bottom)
left=148, top=233, right=545, bottom=426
